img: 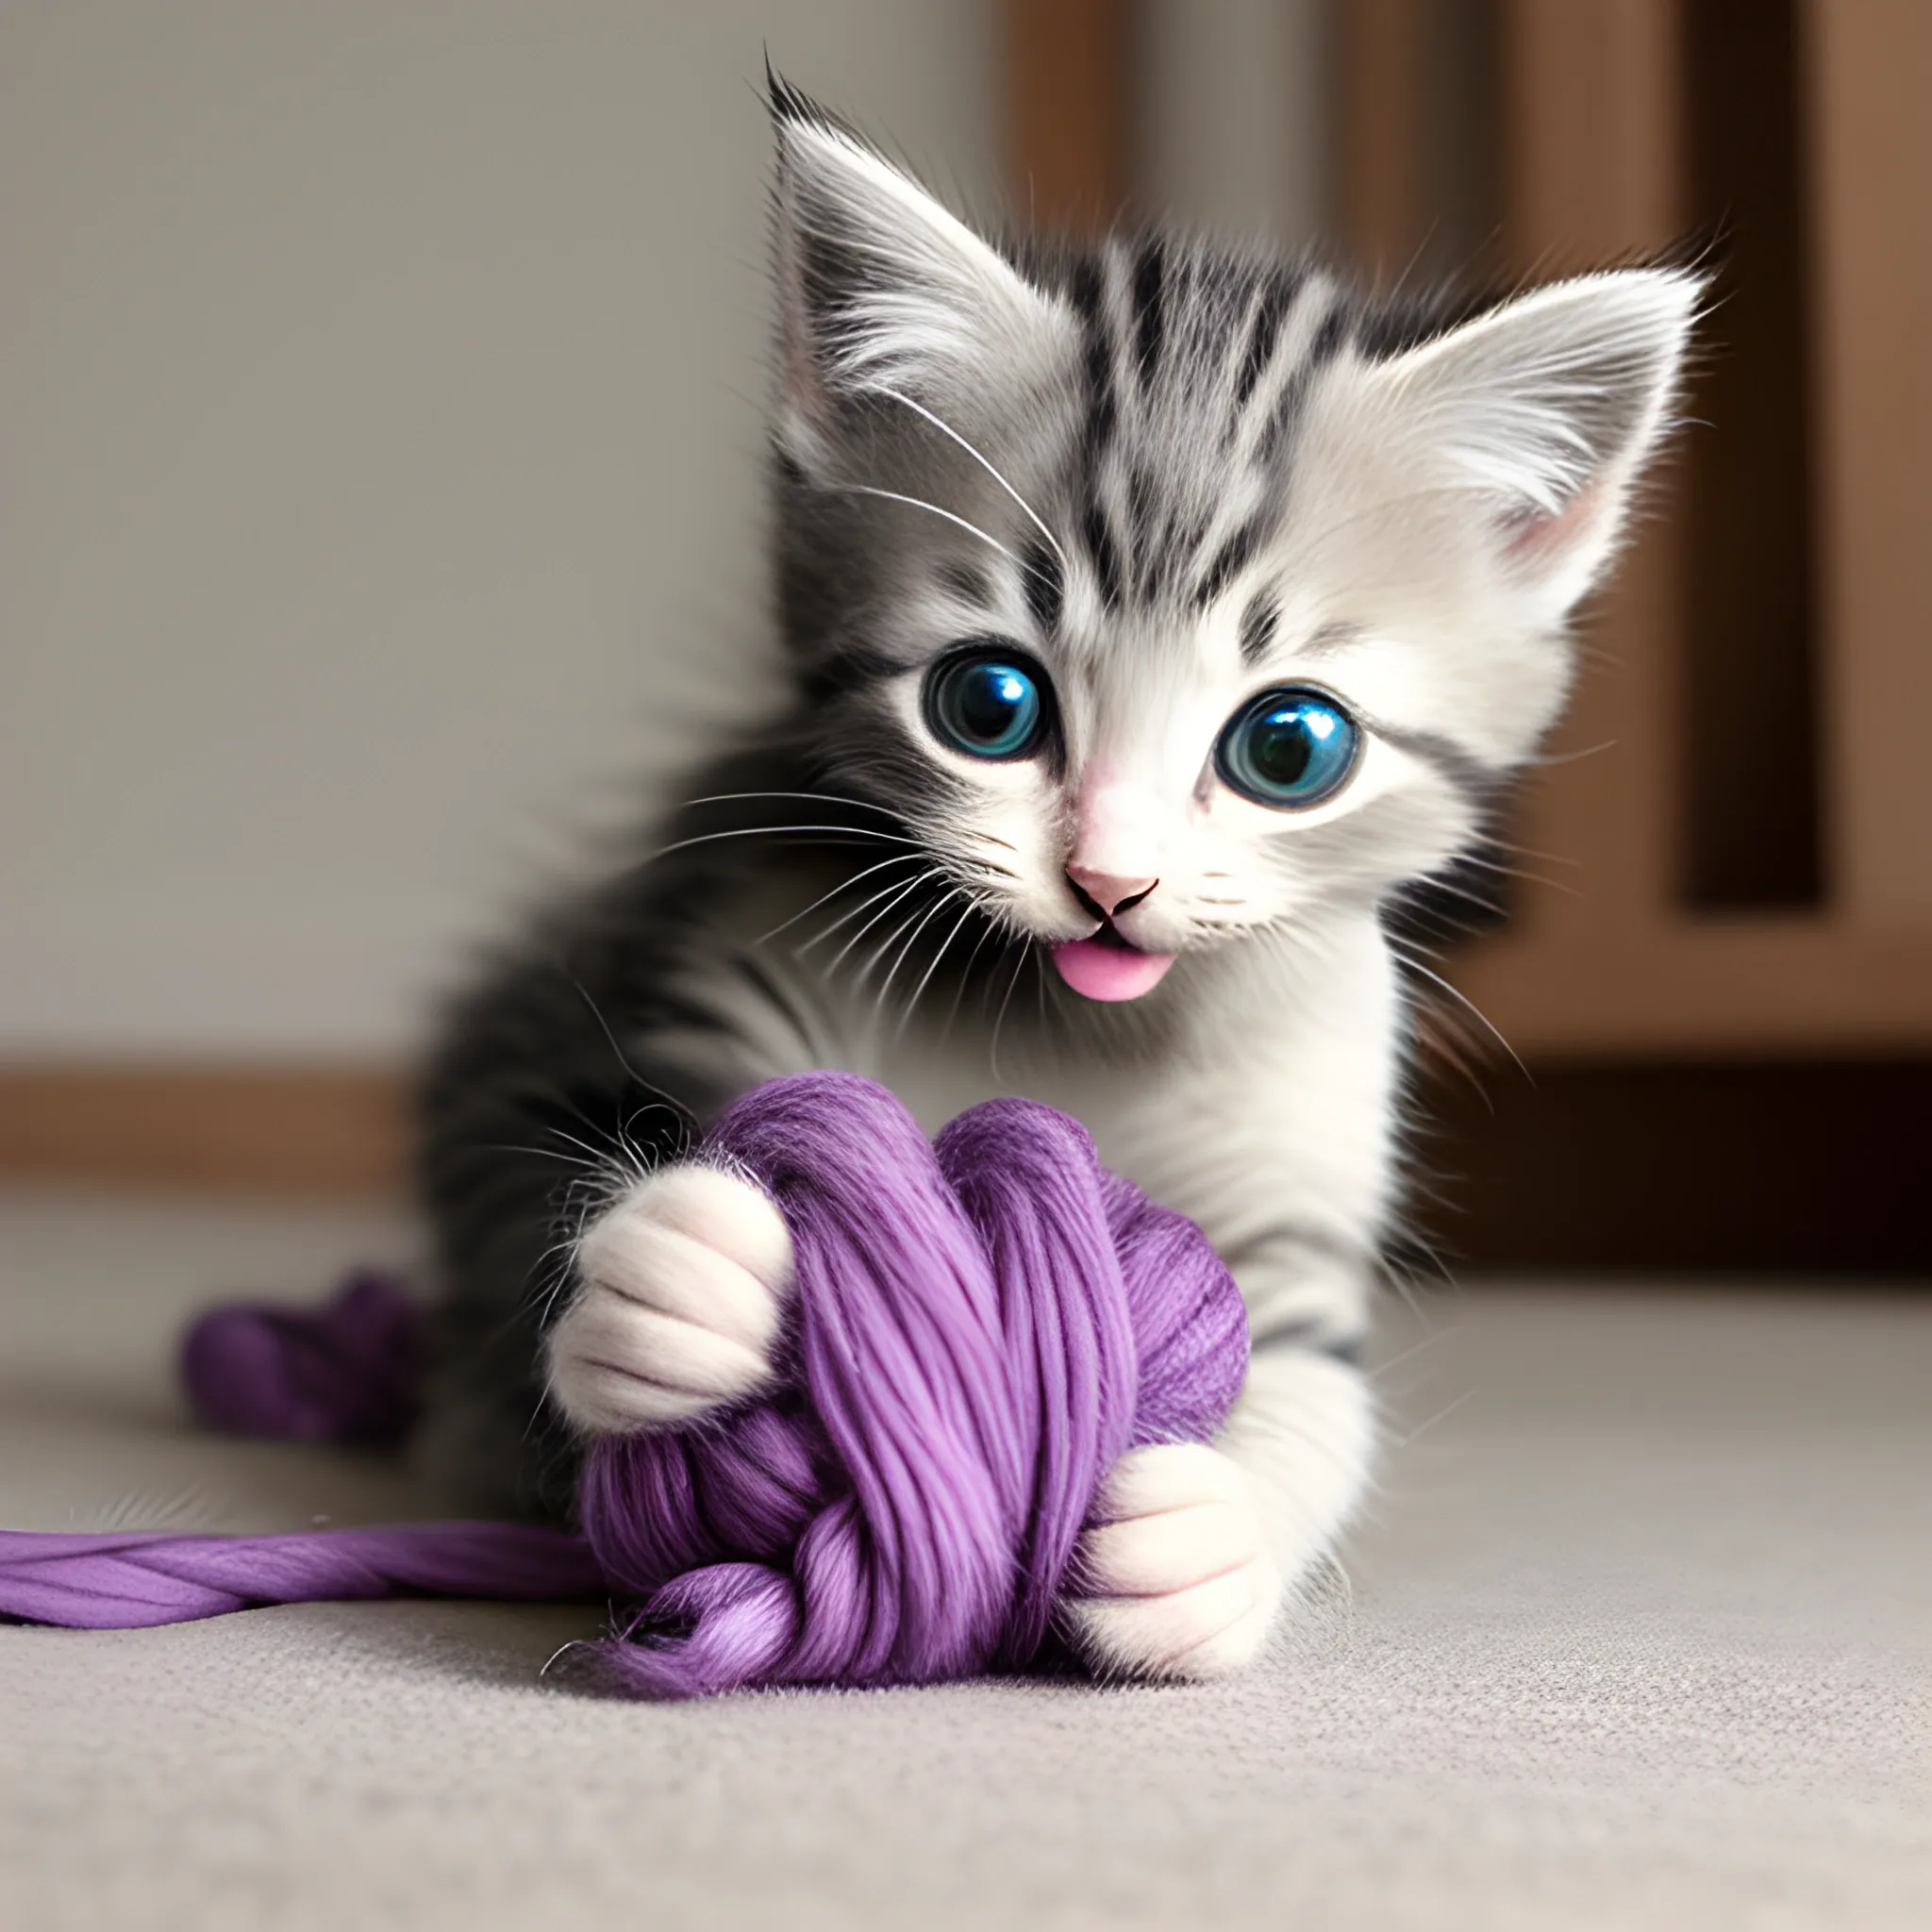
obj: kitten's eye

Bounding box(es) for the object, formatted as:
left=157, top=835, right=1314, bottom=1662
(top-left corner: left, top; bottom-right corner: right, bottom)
left=924, top=649, right=1047, bottom=760
left=1216, top=687, right=1359, bottom=808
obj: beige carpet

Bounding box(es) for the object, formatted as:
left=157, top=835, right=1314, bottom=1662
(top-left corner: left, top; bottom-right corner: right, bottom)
left=2, top=1186, right=1926, bottom=1931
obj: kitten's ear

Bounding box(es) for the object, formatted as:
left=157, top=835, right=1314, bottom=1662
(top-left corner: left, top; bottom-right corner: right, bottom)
left=1363, top=269, right=1701, bottom=619
left=767, top=75, right=1073, bottom=467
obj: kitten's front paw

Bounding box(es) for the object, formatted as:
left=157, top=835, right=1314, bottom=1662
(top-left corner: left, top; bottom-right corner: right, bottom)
left=546, top=1163, right=793, bottom=1435
left=1065, top=1443, right=1280, bottom=1681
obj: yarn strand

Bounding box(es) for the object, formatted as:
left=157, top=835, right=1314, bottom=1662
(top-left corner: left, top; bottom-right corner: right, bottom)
left=0, top=1074, right=1247, bottom=1696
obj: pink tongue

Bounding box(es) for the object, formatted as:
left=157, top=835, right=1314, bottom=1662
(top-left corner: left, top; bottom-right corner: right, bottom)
left=1050, top=938, right=1176, bottom=1002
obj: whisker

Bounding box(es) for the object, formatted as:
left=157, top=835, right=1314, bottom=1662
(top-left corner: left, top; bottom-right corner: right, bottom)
left=831, top=486, right=1024, bottom=567
left=557, top=969, right=692, bottom=1124
left=518, top=1123, right=624, bottom=1173
left=820, top=871, right=940, bottom=975
left=678, top=789, right=906, bottom=820
left=874, top=385, right=1070, bottom=572
left=1449, top=851, right=1579, bottom=899
left=1403, top=873, right=1516, bottom=924
left=749, top=852, right=925, bottom=948
left=510, top=1214, right=595, bottom=1335
left=1387, top=941, right=1529, bottom=1082
left=1520, top=740, right=1615, bottom=769
left=1386, top=1386, right=1478, bottom=1452
left=846, top=908, right=935, bottom=1033
left=988, top=939, right=1030, bottom=1082
left=857, top=888, right=954, bottom=996
left=1478, top=837, right=1580, bottom=868
left=941, top=909, right=1006, bottom=1040
left=1365, top=1321, right=1462, bottom=1388
left=642, top=824, right=923, bottom=867
left=894, top=895, right=984, bottom=1039
left=795, top=871, right=927, bottom=954
left=480, top=1141, right=602, bottom=1172
left=804, top=868, right=939, bottom=964
left=872, top=886, right=969, bottom=1024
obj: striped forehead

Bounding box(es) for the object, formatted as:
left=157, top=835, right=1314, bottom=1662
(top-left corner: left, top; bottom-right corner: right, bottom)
left=1054, top=236, right=1346, bottom=620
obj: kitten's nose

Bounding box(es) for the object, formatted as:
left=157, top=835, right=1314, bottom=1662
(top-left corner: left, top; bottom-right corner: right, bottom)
left=1066, top=864, right=1159, bottom=918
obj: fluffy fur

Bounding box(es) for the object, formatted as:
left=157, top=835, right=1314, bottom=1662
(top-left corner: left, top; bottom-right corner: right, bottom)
left=416, top=81, right=1698, bottom=1679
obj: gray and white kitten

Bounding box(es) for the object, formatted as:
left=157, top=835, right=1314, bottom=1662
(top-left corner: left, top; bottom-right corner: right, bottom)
left=418, top=85, right=1696, bottom=1678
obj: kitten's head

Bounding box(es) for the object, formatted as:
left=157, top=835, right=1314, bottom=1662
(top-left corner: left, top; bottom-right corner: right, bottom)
left=767, top=83, right=1697, bottom=1003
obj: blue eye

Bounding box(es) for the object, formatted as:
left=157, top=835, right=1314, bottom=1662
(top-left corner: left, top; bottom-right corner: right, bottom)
left=1216, top=688, right=1359, bottom=808
left=925, top=651, right=1047, bottom=760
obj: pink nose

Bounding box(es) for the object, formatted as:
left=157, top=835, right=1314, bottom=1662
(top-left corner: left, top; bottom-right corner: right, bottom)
left=1066, top=864, right=1159, bottom=918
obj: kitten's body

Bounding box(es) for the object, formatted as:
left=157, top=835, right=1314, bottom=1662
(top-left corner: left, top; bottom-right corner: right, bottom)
left=418, top=87, right=1695, bottom=1676
left=422, top=738, right=1390, bottom=1462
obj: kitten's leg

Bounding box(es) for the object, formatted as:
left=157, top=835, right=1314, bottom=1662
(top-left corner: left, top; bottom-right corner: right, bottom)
left=415, top=964, right=751, bottom=1513
left=1063, top=924, right=1393, bottom=1679
left=545, top=1163, right=794, bottom=1433
left=419, top=854, right=845, bottom=1507
left=1066, top=1343, right=1374, bottom=1679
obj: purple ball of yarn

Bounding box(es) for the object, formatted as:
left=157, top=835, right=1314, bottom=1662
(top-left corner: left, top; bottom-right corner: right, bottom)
left=573, top=1073, right=1249, bottom=1695
left=180, top=1271, right=423, bottom=1446
left=2, top=1073, right=1248, bottom=1698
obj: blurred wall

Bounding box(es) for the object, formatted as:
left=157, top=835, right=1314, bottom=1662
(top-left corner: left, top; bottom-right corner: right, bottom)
left=0, top=1, right=996, bottom=1059
left=1136, top=0, right=1331, bottom=242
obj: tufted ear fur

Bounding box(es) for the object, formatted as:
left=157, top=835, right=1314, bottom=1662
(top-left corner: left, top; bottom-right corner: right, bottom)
left=768, top=77, right=1074, bottom=471
left=1358, top=269, right=1701, bottom=623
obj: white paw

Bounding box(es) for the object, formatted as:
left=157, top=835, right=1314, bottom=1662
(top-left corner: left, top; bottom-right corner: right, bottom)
left=545, top=1162, right=793, bottom=1435
left=1065, top=1442, right=1281, bottom=1681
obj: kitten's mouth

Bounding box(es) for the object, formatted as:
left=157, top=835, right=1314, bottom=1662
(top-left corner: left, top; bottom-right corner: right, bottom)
left=1050, top=923, right=1177, bottom=1002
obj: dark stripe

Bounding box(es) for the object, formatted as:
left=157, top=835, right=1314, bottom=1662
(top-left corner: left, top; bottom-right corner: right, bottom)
left=1308, top=302, right=1348, bottom=368
left=1022, top=540, right=1063, bottom=635
left=1258, top=298, right=1348, bottom=463
left=1193, top=513, right=1266, bottom=609
left=1232, top=275, right=1293, bottom=412
left=1372, top=724, right=1501, bottom=805
left=1069, top=258, right=1115, bottom=458
left=937, top=558, right=993, bottom=609
left=1067, top=255, right=1104, bottom=326
left=1133, top=236, right=1166, bottom=386
left=728, top=948, right=825, bottom=1052
left=1127, top=462, right=1159, bottom=597
left=1082, top=499, right=1123, bottom=610
left=1247, top=1322, right=1366, bottom=1368
left=1169, top=509, right=1211, bottom=577
left=1238, top=591, right=1279, bottom=665
left=803, top=640, right=897, bottom=702
left=1224, top=1218, right=1373, bottom=1364
left=1382, top=850, right=1510, bottom=946
left=1070, top=257, right=1122, bottom=608
left=1220, top=1221, right=1369, bottom=1275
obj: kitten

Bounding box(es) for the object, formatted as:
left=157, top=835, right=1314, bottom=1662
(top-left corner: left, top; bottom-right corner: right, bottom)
left=417, top=82, right=1697, bottom=1679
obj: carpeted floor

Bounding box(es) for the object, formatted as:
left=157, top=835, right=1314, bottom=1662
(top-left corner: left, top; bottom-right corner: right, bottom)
left=2, top=1186, right=1926, bottom=1931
